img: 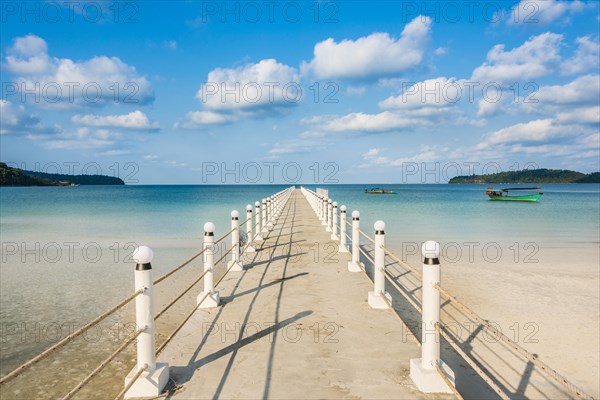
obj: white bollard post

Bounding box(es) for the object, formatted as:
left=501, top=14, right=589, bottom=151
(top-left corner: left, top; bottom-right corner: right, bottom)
left=317, top=195, right=321, bottom=217
left=124, top=246, right=169, bottom=399
left=197, top=222, right=220, bottom=308
left=338, top=205, right=349, bottom=253
left=245, top=205, right=255, bottom=253
left=330, top=202, right=339, bottom=240
left=254, top=201, right=263, bottom=241
left=321, top=197, right=327, bottom=225
left=261, top=198, right=268, bottom=234
left=348, top=211, right=364, bottom=272
left=368, top=221, right=392, bottom=309
left=227, top=211, right=243, bottom=271
left=266, top=197, right=274, bottom=231
left=410, top=241, right=455, bottom=393
left=326, top=199, right=333, bottom=232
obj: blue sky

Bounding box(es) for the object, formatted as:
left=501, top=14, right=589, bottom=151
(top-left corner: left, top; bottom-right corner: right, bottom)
left=1, top=0, right=599, bottom=184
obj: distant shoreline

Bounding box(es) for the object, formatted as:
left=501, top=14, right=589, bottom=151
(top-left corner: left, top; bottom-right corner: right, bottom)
left=448, top=168, right=599, bottom=184
left=0, top=162, right=125, bottom=186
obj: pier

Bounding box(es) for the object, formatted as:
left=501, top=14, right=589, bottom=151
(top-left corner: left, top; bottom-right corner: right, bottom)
left=0, top=188, right=595, bottom=400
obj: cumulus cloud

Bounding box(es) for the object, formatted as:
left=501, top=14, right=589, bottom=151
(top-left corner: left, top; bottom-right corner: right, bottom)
left=0, top=100, right=58, bottom=135
left=359, top=146, right=438, bottom=168
left=41, top=127, right=116, bottom=150
left=379, top=77, right=463, bottom=110
left=521, top=74, right=600, bottom=124
left=176, top=110, right=238, bottom=127
left=304, top=76, right=482, bottom=134
left=474, top=117, right=598, bottom=162
left=508, top=0, right=585, bottom=25
left=197, top=59, right=299, bottom=111
left=561, top=36, right=600, bottom=75
left=303, top=111, right=422, bottom=133
left=179, top=58, right=300, bottom=127
left=477, top=119, right=569, bottom=149
left=72, top=110, right=159, bottom=131
left=269, top=139, right=325, bottom=156
left=471, top=33, right=563, bottom=84
left=3, top=34, right=154, bottom=108
left=301, top=16, right=431, bottom=79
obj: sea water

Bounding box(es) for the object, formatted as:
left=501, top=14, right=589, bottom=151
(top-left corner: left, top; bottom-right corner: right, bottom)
left=1, top=184, right=599, bottom=377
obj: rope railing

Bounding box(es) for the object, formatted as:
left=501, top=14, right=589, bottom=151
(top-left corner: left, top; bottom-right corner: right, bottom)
left=1, top=186, right=297, bottom=399
left=154, top=270, right=209, bottom=320
left=435, top=361, right=464, bottom=400
left=156, top=260, right=238, bottom=356
left=0, top=287, right=146, bottom=384
left=214, top=226, right=236, bottom=245
left=433, top=283, right=594, bottom=400
left=113, top=364, right=148, bottom=400
left=358, top=246, right=375, bottom=265
left=382, top=269, right=422, bottom=314
left=301, top=187, right=595, bottom=400
left=381, top=245, right=422, bottom=278
left=435, top=323, right=511, bottom=400
left=358, top=228, right=376, bottom=243
left=153, top=248, right=207, bottom=285
left=61, top=326, right=147, bottom=400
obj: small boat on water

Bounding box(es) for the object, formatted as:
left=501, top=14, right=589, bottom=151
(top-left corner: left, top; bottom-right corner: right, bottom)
left=364, top=188, right=397, bottom=194
left=485, top=186, right=543, bottom=202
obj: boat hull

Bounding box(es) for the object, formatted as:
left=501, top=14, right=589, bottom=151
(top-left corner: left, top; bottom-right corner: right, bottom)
left=487, top=194, right=542, bottom=202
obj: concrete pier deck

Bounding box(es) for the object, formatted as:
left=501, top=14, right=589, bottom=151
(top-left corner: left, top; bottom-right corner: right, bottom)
left=159, top=189, right=454, bottom=399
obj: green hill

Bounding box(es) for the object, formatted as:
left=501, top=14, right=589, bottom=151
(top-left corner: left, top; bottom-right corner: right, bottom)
left=0, top=163, right=54, bottom=186
left=449, top=169, right=600, bottom=184
left=1, top=162, right=125, bottom=186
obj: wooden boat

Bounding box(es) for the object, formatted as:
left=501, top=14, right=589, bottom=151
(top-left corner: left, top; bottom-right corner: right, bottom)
left=364, top=188, right=397, bottom=194
left=485, top=186, right=543, bottom=202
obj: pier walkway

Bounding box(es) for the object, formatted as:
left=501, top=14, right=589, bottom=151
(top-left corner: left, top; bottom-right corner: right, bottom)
left=159, top=189, right=447, bottom=399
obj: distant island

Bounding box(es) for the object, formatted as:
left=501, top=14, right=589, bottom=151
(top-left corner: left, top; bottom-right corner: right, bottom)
left=0, top=162, right=125, bottom=186
left=449, top=168, right=600, bottom=184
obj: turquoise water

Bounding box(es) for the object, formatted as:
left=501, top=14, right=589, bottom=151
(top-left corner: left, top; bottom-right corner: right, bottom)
left=1, top=184, right=599, bottom=374
left=307, top=184, right=600, bottom=247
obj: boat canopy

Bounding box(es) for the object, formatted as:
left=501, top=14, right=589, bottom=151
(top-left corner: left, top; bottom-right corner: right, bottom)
left=500, top=187, right=541, bottom=191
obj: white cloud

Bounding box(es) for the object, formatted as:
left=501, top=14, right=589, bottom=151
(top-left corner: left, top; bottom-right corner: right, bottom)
left=359, top=146, right=438, bottom=168
left=0, top=100, right=57, bottom=135
left=42, top=127, right=116, bottom=150
left=305, top=76, right=482, bottom=134
left=531, top=74, right=600, bottom=106
left=301, top=16, right=431, bottom=79
left=434, top=47, right=447, bottom=56
left=269, top=139, right=325, bottom=156
left=556, top=106, right=600, bottom=125
left=197, top=59, right=299, bottom=111
left=363, top=148, right=381, bottom=159
left=471, top=33, right=563, bottom=84
left=72, top=110, right=159, bottom=131
left=299, top=130, right=326, bottom=139
left=561, top=36, right=600, bottom=75
left=379, top=77, right=462, bottom=110
left=305, top=111, right=422, bottom=133
left=508, top=0, right=585, bottom=25
left=176, top=110, right=238, bottom=128
left=3, top=34, right=154, bottom=108
left=521, top=74, right=600, bottom=124
left=477, top=119, right=565, bottom=148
